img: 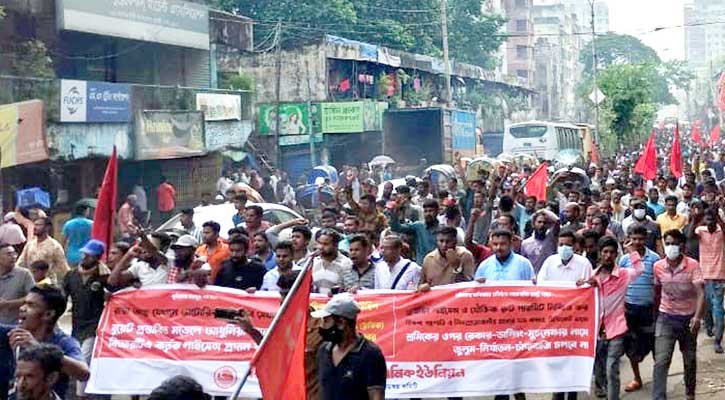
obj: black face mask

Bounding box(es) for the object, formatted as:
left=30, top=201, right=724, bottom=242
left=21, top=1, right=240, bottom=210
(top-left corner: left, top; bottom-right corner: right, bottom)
left=319, top=325, right=344, bottom=344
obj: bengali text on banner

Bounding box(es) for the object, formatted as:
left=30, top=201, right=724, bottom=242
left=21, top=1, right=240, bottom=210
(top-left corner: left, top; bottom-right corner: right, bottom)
left=86, top=283, right=598, bottom=397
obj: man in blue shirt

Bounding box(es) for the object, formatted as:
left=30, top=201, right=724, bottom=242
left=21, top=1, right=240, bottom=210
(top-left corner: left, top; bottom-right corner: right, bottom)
left=1, top=285, right=89, bottom=399
left=61, top=205, right=93, bottom=267
left=475, top=229, right=535, bottom=282
left=617, top=223, right=660, bottom=393
left=390, top=199, right=439, bottom=265
left=646, top=188, right=666, bottom=217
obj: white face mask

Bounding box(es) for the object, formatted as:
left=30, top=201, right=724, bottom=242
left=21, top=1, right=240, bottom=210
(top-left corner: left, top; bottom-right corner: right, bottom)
left=633, top=209, right=646, bottom=220
left=664, top=245, right=681, bottom=260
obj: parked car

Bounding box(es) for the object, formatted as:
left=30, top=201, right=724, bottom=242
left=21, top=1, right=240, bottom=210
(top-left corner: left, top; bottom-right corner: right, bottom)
left=155, top=202, right=302, bottom=240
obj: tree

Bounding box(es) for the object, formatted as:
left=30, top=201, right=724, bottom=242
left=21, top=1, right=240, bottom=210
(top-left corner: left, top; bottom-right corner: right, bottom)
left=579, top=33, right=660, bottom=78
left=214, top=0, right=506, bottom=68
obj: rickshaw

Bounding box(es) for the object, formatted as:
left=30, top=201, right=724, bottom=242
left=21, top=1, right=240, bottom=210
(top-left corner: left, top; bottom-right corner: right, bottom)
left=307, top=165, right=339, bottom=186
left=423, top=164, right=457, bottom=190
left=551, top=167, right=590, bottom=193
left=295, top=184, right=337, bottom=210
left=465, top=156, right=498, bottom=182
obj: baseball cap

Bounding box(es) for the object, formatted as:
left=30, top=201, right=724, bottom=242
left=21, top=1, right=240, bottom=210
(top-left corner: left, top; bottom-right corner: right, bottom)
left=3, top=212, right=15, bottom=222
left=171, top=234, right=199, bottom=249
left=311, top=294, right=361, bottom=320
left=80, top=239, right=106, bottom=257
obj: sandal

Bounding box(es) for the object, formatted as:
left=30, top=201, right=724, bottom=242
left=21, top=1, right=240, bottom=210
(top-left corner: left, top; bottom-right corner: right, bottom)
left=624, top=380, right=642, bottom=392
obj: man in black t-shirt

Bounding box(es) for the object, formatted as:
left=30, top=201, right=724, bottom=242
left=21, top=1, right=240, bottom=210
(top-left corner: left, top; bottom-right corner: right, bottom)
left=313, top=294, right=386, bottom=400
left=213, top=235, right=266, bottom=291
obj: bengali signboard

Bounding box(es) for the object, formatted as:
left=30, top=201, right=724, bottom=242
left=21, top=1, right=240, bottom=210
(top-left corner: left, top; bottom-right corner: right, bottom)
left=451, top=110, right=476, bottom=150
left=196, top=93, right=241, bottom=121
left=205, top=120, right=252, bottom=151
left=0, top=100, right=49, bottom=168
left=321, top=101, right=365, bottom=133
left=56, top=0, right=209, bottom=50
left=135, top=111, right=205, bottom=160
left=278, top=133, right=324, bottom=147
left=47, top=123, right=132, bottom=160
left=60, top=80, right=131, bottom=123
left=87, top=284, right=597, bottom=397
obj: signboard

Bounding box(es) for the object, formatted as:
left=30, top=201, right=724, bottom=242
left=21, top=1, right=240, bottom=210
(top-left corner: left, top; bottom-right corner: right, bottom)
left=278, top=133, right=323, bottom=147
left=451, top=110, right=476, bottom=150
left=0, top=100, right=49, bottom=168
left=135, top=111, right=205, bottom=160
left=47, top=123, right=132, bottom=160
left=321, top=101, right=364, bottom=133
left=196, top=93, right=241, bottom=121
left=258, top=103, right=311, bottom=135
left=56, top=0, right=210, bottom=50
left=205, top=120, right=252, bottom=151
left=60, top=80, right=131, bottom=123
left=88, top=284, right=597, bottom=397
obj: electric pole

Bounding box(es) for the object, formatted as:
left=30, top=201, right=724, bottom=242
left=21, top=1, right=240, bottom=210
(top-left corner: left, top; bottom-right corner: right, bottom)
left=589, top=1, right=600, bottom=149
left=441, top=0, right=452, bottom=107
left=274, top=20, right=283, bottom=167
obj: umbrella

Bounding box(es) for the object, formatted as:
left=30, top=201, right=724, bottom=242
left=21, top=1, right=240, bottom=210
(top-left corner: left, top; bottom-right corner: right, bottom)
left=369, top=155, right=396, bottom=166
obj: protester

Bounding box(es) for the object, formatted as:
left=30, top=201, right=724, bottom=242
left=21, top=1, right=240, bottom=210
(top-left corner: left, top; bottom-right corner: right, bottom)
left=0, top=212, right=26, bottom=253
left=656, top=195, right=688, bottom=235
left=117, top=195, right=138, bottom=237
left=214, top=235, right=267, bottom=291
left=312, top=294, right=386, bottom=400
left=251, top=231, right=277, bottom=271
left=13, top=344, right=65, bottom=400
left=29, top=261, right=51, bottom=285
left=419, top=227, right=475, bottom=290
left=0, top=243, right=35, bottom=325
left=261, top=241, right=299, bottom=291
left=243, top=205, right=271, bottom=255
left=537, top=229, right=592, bottom=283
left=652, top=229, right=704, bottom=400
left=16, top=218, right=69, bottom=285
left=195, top=221, right=231, bottom=282
left=156, top=177, right=176, bottom=222
left=62, top=204, right=93, bottom=267
left=520, top=209, right=560, bottom=273
left=695, top=208, right=725, bottom=352
left=0, top=285, right=90, bottom=398
left=108, top=233, right=170, bottom=288
left=148, top=375, right=210, bottom=400
left=179, top=208, right=202, bottom=243
left=342, top=235, right=376, bottom=291
left=312, top=229, right=353, bottom=295
left=375, top=234, right=421, bottom=290
left=390, top=199, right=440, bottom=265
left=232, top=193, right=248, bottom=226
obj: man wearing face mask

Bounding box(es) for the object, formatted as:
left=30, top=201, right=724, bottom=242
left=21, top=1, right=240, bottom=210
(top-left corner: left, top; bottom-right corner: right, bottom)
left=537, top=229, right=592, bottom=400
left=313, top=294, right=386, bottom=400
left=695, top=208, right=725, bottom=352
left=520, top=209, right=560, bottom=274
left=622, top=200, right=662, bottom=255
left=617, top=225, right=660, bottom=393
left=651, top=229, right=704, bottom=400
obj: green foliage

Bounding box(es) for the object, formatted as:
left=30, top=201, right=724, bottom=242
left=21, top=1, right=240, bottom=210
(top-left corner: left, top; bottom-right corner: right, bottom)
left=215, top=0, right=506, bottom=68
left=579, top=33, right=661, bottom=77
left=218, top=72, right=254, bottom=91
left=661, top=60, right=695, bottom=91
left=11, top=40, right=55, bottom=79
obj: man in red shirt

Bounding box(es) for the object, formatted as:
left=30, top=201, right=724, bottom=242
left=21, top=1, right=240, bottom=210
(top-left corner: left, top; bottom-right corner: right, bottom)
left=157, top=177, right=176, bottom=223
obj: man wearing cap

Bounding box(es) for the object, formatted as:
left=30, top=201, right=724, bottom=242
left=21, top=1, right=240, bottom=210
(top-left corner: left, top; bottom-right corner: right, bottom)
left=0, top=212, right=26, bottom=253
left=179, top=208, right=202, bottom=243
left=108, top=234, right=170, bottom=288
left=313, top=294, right=386, bottom=400
left=167, top=235, right=210, bottom=287
left=61, top=239, right=110, bottom=398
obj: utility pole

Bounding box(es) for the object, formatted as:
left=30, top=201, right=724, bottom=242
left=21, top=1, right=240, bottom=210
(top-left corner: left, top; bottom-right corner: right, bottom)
left=441, top=0, right=452, bottom=107
left=589, top=0, right=600, bottom=149
left=274, top=20, right=283, bottom=168
left=305, top=58, right=317, bottom=166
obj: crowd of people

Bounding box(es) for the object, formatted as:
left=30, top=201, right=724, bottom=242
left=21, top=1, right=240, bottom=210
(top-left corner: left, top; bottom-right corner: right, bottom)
left=2, top=130, right=725, bottom=399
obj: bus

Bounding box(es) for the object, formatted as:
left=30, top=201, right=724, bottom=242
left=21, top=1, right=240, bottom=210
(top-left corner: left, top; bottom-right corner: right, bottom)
left=502, top=121, right=584, bottom=161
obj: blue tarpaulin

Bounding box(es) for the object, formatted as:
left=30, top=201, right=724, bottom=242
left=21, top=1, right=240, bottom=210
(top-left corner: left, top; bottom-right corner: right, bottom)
left=325, top=34, right=378, bottom=61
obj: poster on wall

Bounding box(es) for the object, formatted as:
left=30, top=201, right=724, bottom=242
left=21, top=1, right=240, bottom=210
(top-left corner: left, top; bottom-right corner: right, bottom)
left=60, top=79, right=131, bottom=123
left=0, top=100, right=49, bottom=168
left=451, top=110, right=476, bottom=150
left=258, top=103, right=311, bottom=135
left=136, top=111, right=205, bottom=160
left=196, top=93, right=241, bottom=121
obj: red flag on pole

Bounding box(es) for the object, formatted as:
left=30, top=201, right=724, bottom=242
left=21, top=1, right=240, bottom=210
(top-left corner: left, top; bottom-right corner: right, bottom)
left=91, top=146, right=117, bottom=252
left=670, top=124, right=683, bottom=178
left=710, top=124, right=721, bottom=146
left=247, top=263, right=313, bottom=400
left=590, top=143, right=599, bottom=165
left=524, top=161, right=548, bottom=202
left=634, top=132, right=657, bottom=180
left=692, top=121, right=702, bottom=145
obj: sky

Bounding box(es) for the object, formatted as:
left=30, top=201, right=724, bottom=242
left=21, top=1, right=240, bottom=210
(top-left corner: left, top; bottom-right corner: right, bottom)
left=605, top=0, right=687, bottom=61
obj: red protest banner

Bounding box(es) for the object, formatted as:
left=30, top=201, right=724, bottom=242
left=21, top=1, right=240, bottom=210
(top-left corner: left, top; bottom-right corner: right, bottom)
left=87, top=284, right=597, bottom=397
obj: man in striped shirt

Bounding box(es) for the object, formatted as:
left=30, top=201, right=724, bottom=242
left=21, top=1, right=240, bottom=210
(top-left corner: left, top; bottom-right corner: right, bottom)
left=579, top=236, right=643, bottom=400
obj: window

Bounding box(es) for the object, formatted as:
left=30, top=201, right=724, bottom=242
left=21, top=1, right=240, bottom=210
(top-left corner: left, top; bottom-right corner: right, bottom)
left=516, top=69, right=529, bottom=78
left=516, top=45, right=528, bottom=59
left=516, top=19, right=527, bottom=32
left=510, top=125, right=548, bottom=139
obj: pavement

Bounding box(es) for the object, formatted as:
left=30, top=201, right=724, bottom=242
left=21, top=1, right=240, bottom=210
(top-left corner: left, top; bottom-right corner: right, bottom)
left=59, top=314, right=725, bottom=400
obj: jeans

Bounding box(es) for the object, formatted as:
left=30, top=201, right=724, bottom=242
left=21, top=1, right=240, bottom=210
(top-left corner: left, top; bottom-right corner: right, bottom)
left=552, top=392, right=577, bottom=400
left=705, top=281, right=724, bottom=344
left=593, top=333, right=609, bottom=394
left=604, top=337, right=625, bottom=400
left=652, top=315, right=697, bottom=400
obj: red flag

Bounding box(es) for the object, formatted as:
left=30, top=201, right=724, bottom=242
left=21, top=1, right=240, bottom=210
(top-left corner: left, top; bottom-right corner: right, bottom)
left=524, top=162, right=548, bottom=202
left=711, top=124, right=721, bottom=145
left=634, top=132, right=657, bottom=180
left=250, top=263, right=312, bottom=400
left=338, top=79, right=350, bottom=92
left=91, top=147, right=118, bottom=253
left=670, top=124, right=683, bottom=178
left=692, top=121, right=702, bottom=145
left=590, top=142, right=599, bottom=165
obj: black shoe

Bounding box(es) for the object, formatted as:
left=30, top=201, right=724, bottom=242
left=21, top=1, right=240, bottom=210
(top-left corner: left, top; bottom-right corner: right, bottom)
left=707, top=327, right=715, bottom=337
left=715, top=343, right=723, bottom=354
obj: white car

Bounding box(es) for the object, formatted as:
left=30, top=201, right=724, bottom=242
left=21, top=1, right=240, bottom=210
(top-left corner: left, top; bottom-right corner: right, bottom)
left=156, top=202, right=303, bottom=239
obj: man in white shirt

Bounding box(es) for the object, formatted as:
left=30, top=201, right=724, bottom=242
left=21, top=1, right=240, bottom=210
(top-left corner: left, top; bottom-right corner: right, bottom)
left=375, top=234, right=420, bottom=290
left=537, top=229, right=593, bottom=283
left=261, top=241, right=300, bottom=291
left=108, top=234, right=170, bottom=287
